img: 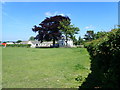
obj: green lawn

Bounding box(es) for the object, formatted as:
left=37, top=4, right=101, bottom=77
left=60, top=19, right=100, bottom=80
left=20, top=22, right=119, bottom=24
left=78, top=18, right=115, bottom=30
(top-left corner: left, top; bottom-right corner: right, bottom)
left=2, top=47, right=90, bottom=88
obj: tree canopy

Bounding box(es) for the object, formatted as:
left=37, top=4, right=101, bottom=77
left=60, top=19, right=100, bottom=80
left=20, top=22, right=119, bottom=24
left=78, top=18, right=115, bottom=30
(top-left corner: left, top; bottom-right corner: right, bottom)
left=32, top=15, right=70, bottom=46
left=29, top=36, right=35, bottom=41
left=58, top=19, right=80, bottom=46
left=84, top=30, right=94, bottom=41
left=94, top=31, right=107, bottom=39
left=16, top=40, right=22, bottom=43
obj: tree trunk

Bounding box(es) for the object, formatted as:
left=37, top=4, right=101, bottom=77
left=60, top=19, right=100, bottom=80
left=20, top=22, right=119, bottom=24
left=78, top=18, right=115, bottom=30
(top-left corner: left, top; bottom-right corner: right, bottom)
left=65, top=34, right=68, bottom=46
left=53, top=39, right=55, bottom=47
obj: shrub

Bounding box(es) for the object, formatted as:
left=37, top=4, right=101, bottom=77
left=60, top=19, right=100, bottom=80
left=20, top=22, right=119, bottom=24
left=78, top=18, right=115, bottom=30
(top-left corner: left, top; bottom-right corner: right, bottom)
left=80, top=29, right=120, bottom=88
left=6, top=44, right=31, bottom=48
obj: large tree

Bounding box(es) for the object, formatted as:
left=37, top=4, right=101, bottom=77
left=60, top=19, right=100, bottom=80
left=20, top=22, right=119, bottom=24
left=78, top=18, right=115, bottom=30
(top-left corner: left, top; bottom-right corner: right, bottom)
left=58, top=19, right=80, bottom=46
left=32, top=15, right=70, bottom=47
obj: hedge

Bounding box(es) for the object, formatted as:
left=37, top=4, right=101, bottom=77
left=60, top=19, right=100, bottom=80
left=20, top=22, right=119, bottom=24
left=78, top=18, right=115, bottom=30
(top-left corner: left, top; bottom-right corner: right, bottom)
left=80, top=29, right=120, bottom=88
left=5, top=44, right=31, bottom=48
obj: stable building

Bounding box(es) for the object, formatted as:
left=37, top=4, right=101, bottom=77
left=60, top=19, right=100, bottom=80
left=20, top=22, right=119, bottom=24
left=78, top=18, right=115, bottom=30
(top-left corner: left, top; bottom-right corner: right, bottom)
left=20, top=38, right=74, bottom=48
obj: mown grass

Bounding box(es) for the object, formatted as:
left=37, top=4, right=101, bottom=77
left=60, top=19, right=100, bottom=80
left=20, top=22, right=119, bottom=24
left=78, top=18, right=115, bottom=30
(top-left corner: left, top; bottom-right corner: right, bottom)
left=2, top=47, right=90, bottom=88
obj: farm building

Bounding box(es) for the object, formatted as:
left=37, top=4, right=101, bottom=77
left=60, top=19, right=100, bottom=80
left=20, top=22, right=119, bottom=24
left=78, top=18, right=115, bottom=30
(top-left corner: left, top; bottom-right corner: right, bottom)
left=58, top=37, right=73, bottom=47
left=20, top=41, right=53, bottom=48
left=6, top=42, right=14, bottom=44
left=20, top=38, right=73, bottom=48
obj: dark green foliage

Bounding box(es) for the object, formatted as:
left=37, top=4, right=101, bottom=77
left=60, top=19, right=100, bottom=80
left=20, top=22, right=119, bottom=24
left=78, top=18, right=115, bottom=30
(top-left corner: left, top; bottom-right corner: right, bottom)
left=72, top=36, right=78, bottom=45
left=29, top=36, right=35, bottom=41
left=84, top=31, right=107, bottom=42
left=16, top=40, right=22, bottom=43
left=84, top=30, right=94, bottom=41
left=81, top=29, right=120, bottom=88
left=77, top=36, right=84, bottom=45
left=73, top=36, right=84, bottom=45
left=94, top=31, right=108, bottom=39
left=6, top=44, right=31, bottom=48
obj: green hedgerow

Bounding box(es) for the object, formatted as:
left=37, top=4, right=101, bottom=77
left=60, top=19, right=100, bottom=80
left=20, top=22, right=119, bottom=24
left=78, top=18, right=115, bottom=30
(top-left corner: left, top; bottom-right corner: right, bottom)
left=81, top=29, right=120, bottom=88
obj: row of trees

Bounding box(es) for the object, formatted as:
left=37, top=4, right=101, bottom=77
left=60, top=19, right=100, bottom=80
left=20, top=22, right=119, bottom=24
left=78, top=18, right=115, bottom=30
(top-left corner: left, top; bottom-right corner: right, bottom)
left=84, top=25, right=120, bottom=41
left=1, top=40, right=22, bottom=43
left=32, top=15, right=80, bottom=47
left=72, top=31, right=108, bottom=45
left=84, top=30, right=108, bottom=41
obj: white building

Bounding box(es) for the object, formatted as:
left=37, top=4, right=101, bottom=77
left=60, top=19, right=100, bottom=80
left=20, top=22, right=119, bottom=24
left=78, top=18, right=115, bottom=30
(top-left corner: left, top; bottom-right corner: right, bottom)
left=57, top=37, right=74, bottom=47
left=28, top=41, right=53, bottom=48
left=20, top=38, right=74, bottom=48
left=20, top=41, right=53, bottom=48
left=6, top=42, right=14, bottom=44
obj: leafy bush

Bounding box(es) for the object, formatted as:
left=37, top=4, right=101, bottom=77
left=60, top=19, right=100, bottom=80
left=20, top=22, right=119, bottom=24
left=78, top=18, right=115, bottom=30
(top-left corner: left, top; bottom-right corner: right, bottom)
left=6, top=44, right=31, bottom=48
left=81, top=29, right=120, bottom=88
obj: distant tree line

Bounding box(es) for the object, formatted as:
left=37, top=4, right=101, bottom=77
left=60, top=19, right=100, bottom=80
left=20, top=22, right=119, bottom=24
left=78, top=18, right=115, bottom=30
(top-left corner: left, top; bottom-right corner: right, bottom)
left=84, top=30, right=108, bottom=41
left=72, top=30, right=108, bottom=46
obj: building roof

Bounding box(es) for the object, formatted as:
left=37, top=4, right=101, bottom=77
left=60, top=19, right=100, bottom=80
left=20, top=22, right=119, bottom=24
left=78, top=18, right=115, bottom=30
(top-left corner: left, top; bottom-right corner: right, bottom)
left=30, top=41, right=41, bottom=44
left=6, top=42, right=14, bottom=44
left=20, top=41, right=29, bottom=44
left=30, top=41, right=53, bottom=44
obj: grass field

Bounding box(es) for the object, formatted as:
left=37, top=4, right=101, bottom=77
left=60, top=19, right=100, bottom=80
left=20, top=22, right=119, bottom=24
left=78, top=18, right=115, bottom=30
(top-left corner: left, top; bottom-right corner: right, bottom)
left=2, top=47, right=90, bottom=88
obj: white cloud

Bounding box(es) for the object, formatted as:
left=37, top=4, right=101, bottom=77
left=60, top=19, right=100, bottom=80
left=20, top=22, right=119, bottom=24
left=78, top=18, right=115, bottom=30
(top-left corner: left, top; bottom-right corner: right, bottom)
left=45, top=11, right=66, bottom=17
left=84, top=25, right=95, bottom=30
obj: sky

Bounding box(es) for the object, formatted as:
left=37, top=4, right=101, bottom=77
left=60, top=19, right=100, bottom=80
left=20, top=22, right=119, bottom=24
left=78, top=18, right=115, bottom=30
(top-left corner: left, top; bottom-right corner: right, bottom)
left=1, top=2, right=118, bottom=41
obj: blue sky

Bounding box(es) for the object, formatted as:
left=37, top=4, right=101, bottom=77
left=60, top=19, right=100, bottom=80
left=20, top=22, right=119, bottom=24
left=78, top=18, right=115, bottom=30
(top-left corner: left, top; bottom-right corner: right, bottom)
left=2, top=2, right=118, bottom=41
